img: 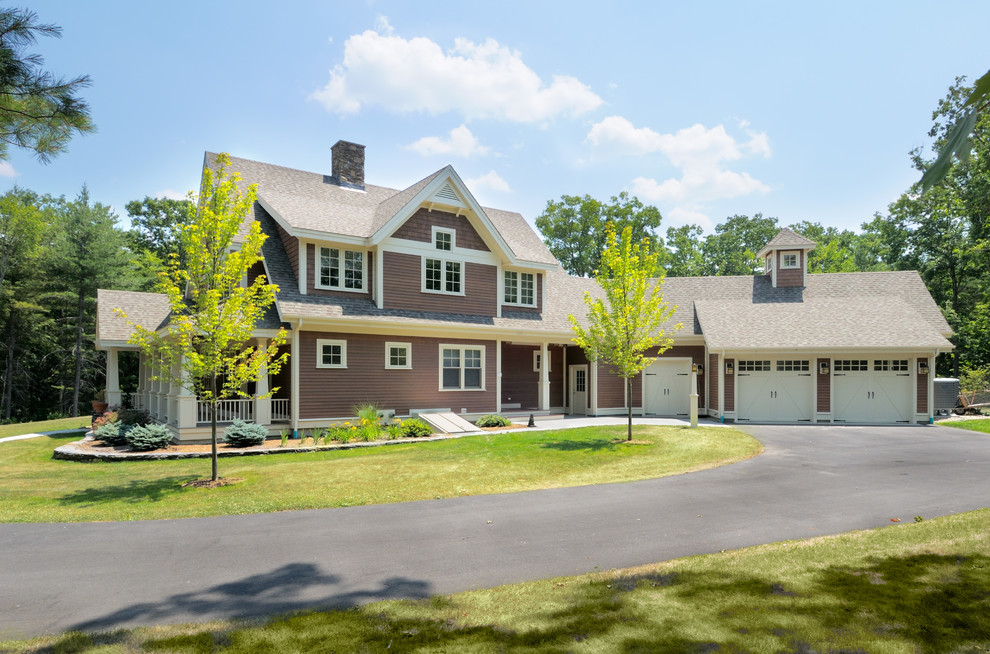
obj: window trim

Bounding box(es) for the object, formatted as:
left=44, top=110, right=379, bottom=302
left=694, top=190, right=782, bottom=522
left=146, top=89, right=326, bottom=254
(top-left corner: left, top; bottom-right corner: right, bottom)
left=438, top=344, right=486, bottom=391
left=533, top=350, right=551, bottom=373
left=315, top=245, right=367, bottom=293
left=503, top=270, right=536, bottom=307
left=316, top=339, right=347, bottom=369
left=780, top=250, right=800, bottom=269
left=422, top=257, right=465, bottom=296
left=432, top=226, right=455, bottom=251
left=385, top=342, right=412, bottom=370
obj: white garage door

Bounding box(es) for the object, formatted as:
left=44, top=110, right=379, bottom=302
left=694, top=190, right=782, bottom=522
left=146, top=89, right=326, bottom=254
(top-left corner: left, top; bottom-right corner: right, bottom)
left=643, top=359, right=691, bottom=416
left=833, top=358, right=912, bottom=423
left=736, top=359, right=813, bottom=422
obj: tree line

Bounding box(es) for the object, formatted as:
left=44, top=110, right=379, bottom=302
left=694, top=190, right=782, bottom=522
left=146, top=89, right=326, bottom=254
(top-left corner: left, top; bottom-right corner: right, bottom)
left=0, top=192, right=190, bottom=422
left=538, top=77, right=989, bottom=379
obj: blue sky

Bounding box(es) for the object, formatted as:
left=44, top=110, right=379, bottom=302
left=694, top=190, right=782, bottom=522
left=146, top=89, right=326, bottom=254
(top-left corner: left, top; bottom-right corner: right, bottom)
left=3, top=1, right=988, bottom=235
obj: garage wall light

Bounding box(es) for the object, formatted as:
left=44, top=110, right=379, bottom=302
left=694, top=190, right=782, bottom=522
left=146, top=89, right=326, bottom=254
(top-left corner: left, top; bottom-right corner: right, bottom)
left=725, top=361, right=734, bottom=375
left=819, top=361, right=830, bottom=375
left=918, top=361, right=929, bottom=375
left=695, top=363, right=704, bottom=376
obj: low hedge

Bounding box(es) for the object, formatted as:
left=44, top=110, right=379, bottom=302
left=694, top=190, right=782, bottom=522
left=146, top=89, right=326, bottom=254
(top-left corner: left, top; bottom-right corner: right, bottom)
left=125, top=423, right=174, bottom=451
left=223, top=419, right=268, bottom=447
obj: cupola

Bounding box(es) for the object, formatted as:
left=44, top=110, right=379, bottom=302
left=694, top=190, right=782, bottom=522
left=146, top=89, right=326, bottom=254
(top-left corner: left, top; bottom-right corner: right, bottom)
left=756, top=228, right=816, bottom=288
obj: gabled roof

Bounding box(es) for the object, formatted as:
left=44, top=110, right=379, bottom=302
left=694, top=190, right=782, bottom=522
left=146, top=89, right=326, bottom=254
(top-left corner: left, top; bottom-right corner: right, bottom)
left=205, top=152, right=557, bottom=267
left=756, top=227, right=817, bottom=258
left=96, top=289, right=171, bottom=346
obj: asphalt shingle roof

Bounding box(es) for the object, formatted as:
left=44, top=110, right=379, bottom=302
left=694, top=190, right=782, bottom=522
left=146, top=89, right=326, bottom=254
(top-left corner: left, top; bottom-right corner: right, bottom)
left=96, top=289, right=171, bottom=344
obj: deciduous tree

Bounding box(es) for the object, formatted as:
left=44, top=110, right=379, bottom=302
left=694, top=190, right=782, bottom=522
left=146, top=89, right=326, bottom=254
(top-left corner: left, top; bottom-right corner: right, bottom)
left=569, top=225, right=680, bottom=441
left=126, top=154, right=287, bottom=482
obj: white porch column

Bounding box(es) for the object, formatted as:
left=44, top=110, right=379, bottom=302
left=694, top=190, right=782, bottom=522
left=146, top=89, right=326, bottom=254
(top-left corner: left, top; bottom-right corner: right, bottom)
left=255, top=338, right=272, bottom=426
left=496, top=340, right=502, bottom=414
left=291, top=323, right=300, bottom=436
left=538, top=342, right=550, bottom=411
left=689, top=370, right=699, bottom=428
left=589, top=359, right=599, bottom=416
left=176, top=355, right=197, bottom=429
left=106, top=348, right=121, bottom=406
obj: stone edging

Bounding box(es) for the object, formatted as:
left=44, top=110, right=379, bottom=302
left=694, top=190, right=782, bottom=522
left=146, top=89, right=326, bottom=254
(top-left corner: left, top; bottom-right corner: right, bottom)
left=52, top=430, right=490, bottom=462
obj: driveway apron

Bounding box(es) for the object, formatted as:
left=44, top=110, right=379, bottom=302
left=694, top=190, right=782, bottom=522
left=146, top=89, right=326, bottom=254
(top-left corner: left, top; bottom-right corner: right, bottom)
left=1, top=423, right=989, bottom=639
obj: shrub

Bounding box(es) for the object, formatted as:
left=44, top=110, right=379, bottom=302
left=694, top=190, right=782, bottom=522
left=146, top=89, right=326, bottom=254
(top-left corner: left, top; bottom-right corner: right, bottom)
left=476, top=413, right=511, bottom=428
left=384, top=421, right=403, bottom=440
left=400, top=418, right=432, bottom=438
left=327, top=423, right=354, bottom=444
left=125, top=423, right=174, bottom=451
left=223, top=419, right=268, bottom=447
left=95, top=421, right=130, bottom=446
left=354, top=403, right=382, bottom=441
left=118, top=408, right=151, bottom=427
left=92, top=410, right=118, bottom=431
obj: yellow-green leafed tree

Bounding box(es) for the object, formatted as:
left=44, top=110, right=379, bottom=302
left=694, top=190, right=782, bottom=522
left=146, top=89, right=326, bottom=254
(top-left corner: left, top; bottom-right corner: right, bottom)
left=569, top=225, right=681, bottom=441
left=126, top=153, right=287, bottom=482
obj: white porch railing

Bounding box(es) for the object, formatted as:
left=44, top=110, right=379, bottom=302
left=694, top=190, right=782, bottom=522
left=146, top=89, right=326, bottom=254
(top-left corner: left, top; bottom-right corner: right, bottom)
left=197, top=399, right=255, bottom=424
left=271, top=398, right=291, bottom=421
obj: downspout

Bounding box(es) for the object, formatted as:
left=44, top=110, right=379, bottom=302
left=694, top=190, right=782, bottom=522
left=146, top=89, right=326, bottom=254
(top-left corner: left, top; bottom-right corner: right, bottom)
left=719, top=348, right=726, bottom=423
left=291, top=318, right=302, bottom=437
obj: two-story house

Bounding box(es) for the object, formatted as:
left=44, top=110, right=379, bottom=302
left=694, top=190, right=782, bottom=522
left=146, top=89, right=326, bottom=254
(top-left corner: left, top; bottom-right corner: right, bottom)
left=96, top=141, right=953, bottom=441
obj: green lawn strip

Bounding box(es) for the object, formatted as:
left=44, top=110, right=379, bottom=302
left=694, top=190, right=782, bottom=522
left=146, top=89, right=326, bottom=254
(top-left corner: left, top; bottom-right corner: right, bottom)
left=0, top=417, right=91, bottom=439
left=940, top=418, right=990, bottom=434
left=0, top=425, right=759, bottom=523
left=6, top=509, right=989, bottom=653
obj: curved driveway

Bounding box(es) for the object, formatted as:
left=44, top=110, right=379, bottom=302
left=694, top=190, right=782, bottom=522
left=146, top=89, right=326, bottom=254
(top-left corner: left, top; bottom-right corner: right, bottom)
left=2, top=422, right=989, bottom=639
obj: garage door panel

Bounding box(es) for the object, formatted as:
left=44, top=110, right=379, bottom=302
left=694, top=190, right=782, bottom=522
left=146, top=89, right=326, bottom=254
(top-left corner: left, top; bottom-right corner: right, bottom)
left=736, top=360, right=812, bottom=422
left=833, top=358, right=912, bottom=423
left=644, top=360, right=691, bottom=416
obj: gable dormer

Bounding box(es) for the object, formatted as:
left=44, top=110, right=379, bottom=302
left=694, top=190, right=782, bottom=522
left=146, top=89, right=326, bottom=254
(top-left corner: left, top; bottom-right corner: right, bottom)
left=756, top=228, right=816, bottom=288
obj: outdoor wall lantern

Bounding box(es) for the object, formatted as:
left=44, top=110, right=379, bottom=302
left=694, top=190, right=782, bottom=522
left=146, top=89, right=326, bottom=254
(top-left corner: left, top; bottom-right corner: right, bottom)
left=725, top=361, right=734, bottom=375
left=918, top=360, right=930, bottom=375
left=819, top=361, right=830, bottom=375
left=694, top=363, right=704, bottom=376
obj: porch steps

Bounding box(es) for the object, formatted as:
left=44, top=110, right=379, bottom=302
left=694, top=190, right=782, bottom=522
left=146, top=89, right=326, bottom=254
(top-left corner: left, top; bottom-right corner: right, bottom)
left=417, top=412, right=481, bottom=435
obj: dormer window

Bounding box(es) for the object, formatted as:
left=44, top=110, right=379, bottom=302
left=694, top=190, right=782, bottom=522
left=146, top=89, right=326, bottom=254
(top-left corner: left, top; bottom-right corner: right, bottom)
left=781, top=251, right=799, bottom=269
left=504, top=270, right=535, bottom=306
left=433, top=227, right=455, bottom=251
left=318, top=246, right=365, bottom=291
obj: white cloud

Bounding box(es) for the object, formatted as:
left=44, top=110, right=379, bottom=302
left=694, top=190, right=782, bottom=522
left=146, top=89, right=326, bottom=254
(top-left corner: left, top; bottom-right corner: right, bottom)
left=592, top=117, right=770, bottom=205
left=311, top=24, right=603, bottom=122
left=466, top=170, right=511, bottom=193
left=374, top=15, right=394, bottom=36
left=155, top=189, right=188, bottom=201
left=0, top=161, right=18, bottom=177
left=665, top=206, right=713, bottom=231
left=406, top=125, right=489, bottom=158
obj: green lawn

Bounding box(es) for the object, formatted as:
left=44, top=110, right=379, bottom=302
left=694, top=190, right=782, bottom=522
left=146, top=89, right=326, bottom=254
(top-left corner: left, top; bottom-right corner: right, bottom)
left=0, top=425, right=759, bottom=523
left=0, top=416, right=91, bottom=439
left=941, top=418, right=990, bottom=434
left=6, top=508, right=988, bottom=653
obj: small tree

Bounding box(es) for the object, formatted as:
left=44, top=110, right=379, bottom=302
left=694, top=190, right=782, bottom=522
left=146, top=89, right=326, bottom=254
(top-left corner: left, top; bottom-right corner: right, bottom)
left=126, top=153, right=287, bottom=482
left=569, top=225, right=681, bottom=441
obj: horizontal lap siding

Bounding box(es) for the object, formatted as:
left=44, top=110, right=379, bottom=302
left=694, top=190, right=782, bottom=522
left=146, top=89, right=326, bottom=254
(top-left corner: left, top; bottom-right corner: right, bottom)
left=724, top=359, right=735, bottom=412
left=275, top=221, right=299, bottom=280
left=502, top=273, right=543, bottom=314
left=549, top=346, right=565, bottom=406
left=392, top=208, right=490, bottom=252
left=775, top=250, right=804, bottom=288
left=709, top=354, right=719, bottom=413
left=501, top=344, right=538, bottom=408
left=817, top=358, right=830, bottom=412
left=382, top=251, right=497, bottom=316
left=630, top=345, right=707, bottom=409
left=298, top=332, right=496, bottom=419
left=597, top=363, right=626, bottom=409
left=917, top=358, right=928, bottom=414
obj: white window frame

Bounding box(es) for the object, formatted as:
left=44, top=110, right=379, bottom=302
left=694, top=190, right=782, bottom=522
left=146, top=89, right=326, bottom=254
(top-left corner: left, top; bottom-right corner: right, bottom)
left=438, top=344, right=486, bottom=391
left=422, top=257, right=465, bottom=295
left=533, top=350, right=551, bottom=373
left=385, top=342, right=412, bottom=370
left=781, top=251, right=800, bottom=269
left=503, top=270, right=536, bottom=306
left=316, top=339, right=347, bottom=369
left=432, top=226, right=455, bottom=252
left=316, top=245, right=366, bottom=292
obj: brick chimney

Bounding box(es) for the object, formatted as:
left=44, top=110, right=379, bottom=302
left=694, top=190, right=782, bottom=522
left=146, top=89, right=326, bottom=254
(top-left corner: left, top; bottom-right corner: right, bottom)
left=331, top=140, right=365, bottom=189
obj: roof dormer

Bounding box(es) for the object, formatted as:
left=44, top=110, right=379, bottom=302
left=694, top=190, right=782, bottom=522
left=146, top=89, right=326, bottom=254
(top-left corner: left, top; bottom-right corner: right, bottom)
left=756, top=228, right=816, bottom=288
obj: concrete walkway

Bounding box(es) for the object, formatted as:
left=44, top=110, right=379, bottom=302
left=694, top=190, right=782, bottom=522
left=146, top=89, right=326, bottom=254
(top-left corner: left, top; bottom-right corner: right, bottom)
left=0, top=428, right=88, bottom=444
left=1, top=422, right=989, bottom=640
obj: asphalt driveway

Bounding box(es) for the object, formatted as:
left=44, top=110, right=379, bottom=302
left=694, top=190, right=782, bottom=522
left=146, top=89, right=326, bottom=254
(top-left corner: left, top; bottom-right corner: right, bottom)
left=2, top=422, right=989, bottom=640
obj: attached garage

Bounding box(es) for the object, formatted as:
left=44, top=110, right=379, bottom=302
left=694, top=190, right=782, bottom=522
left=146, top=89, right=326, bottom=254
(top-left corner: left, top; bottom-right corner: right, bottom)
left=643, top=359, right=691, bottom=416
left=832, top=358, right=913, bottom=423
left=735, top=359, right=813, bottom=422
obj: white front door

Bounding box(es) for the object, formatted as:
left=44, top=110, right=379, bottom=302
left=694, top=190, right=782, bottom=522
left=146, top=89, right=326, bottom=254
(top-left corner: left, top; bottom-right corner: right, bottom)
left=643, top=359, right=691, bottom=416
left=569, top=365, right=588, bottom=415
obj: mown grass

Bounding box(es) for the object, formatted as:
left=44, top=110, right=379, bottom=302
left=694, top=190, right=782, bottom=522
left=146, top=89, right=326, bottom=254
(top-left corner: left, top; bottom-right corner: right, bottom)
left=941, top=418, right=990, bottom=434
left=0, top=416, right=91, bottom=439
left=6, top=508, right=989, bottom=653
left=0, top=425, right=759, bottom=523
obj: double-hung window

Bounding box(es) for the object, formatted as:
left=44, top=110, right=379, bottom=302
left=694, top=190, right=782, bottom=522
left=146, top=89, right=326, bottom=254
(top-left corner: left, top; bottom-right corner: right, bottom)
left=440, top=345, right=484, bottom=390
left=504, top=270, right=535, bottom=306
left=424, top=258, right=462, bottom=294
left=318, top=246, right=364, bottom=291
left=316, top=339, right=347, bottom=368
